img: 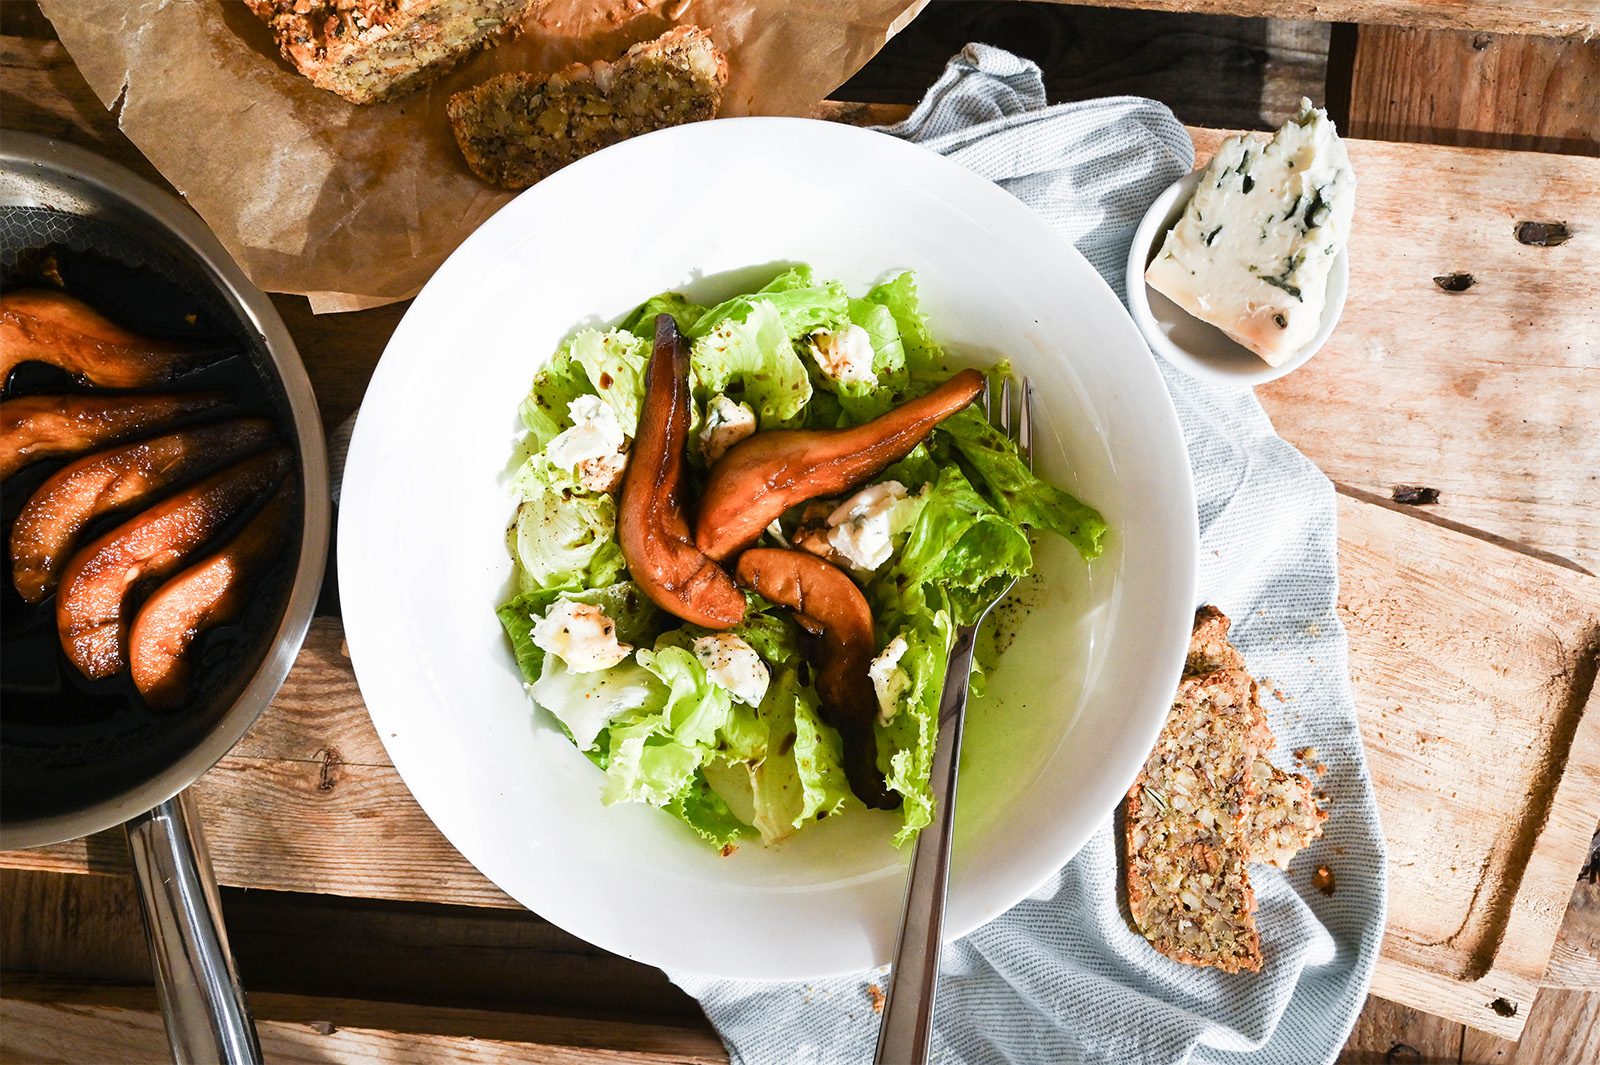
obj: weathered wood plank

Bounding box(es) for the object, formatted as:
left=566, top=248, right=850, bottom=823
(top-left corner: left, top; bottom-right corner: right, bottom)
left=0, top=868, right=710, bottom=1028
left=1189, top=131, right=1600, bottom=576
left=1348, top=26, right=1600, bottom=155
left=0, top=980, right=728, bottom=1065
left=1460, top=988, right=1600, bottom=1063
left=1339, top=494, right=1600, bottom=1040
left=840, top=4, right=1330, bottom=132
left=1337, top=995, right=1464, bottom=1063
left=1042, top=0, right=1600, bottom=41
left=1543, top=879, right=1600, bottom=990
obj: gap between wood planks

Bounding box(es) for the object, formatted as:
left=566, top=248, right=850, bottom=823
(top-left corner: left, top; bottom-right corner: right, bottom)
left=1334, top=483, right=1596, bottom=577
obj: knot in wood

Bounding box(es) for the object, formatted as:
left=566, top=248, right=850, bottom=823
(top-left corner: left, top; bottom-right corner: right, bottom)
left=313, top=746, right=341, bottom=791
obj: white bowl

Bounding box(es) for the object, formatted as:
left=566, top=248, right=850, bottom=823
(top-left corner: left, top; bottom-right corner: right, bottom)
left=339, top=117, right=1198, bottom=979
left=1126, top=169, right=1349, bottom=387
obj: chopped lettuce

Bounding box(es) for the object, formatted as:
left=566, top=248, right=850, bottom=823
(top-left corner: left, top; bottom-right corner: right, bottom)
left=689, top=300, right=812, bottom=428
left=666, top=772, right=751, bottom=849
left=876, top=612, right=952, bottom=844
left=497, top=582, right=659, bottom=687
left=510, top=489, right=626, bottom=593
left=518, top=353, right=592, bottom=451
left=807, top=298, right=911, bottom=424
left=937, top=406, right=1108, bottom=561
left=498, top=265, right=1109, bottom=851
left=564, top=329, right=649, bottom=437
left=623, top=292, right=708, bottom=336
left=533, top=656, right=662, bottom=751
left=862, top=271, right=943, bottom=378
left=891, top=465, right=1034, bottom=625
left=688, top=266, right=850, bottom=343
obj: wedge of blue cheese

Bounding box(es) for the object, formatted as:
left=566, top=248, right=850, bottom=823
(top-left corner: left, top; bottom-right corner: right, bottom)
left=1145, top=99, right=1356, bottom=366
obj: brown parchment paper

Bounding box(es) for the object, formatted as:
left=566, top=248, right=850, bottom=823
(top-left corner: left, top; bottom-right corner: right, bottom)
left=38, top=0, right=929, bottom=312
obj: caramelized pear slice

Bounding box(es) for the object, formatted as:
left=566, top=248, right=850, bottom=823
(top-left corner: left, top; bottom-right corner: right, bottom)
left=0, top=289, right=225, bottom=388
left=130, top=475, right=298, bottom=709
left=695, top=368, right=985, bottom=561
left=735, top=548, right=900, bottom=810
left=0, top=391, right=229, bottom=480
left=10, top=419, right=276, bottom=603
left=618, top=315, right=745, bottom=629
left=56, top=446, right=293, bottom=680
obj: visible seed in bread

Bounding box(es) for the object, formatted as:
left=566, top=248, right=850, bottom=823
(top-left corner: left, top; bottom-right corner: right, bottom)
left=446, top=25, right=728, bottom=189
left=246, top=0, right=537, bottom=105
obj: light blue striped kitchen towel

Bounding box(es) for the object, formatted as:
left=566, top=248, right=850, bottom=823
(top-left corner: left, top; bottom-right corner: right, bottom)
left=670, top=44, right=1386, bottom=1065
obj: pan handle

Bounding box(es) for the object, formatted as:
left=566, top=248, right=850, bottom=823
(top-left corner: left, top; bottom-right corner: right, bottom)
left=125, top=791, right=263, bottom=1065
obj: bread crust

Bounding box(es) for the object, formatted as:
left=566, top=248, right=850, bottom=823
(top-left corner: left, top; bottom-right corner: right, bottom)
left=246, top=0, right=535, bottom=104
left=446, top=25, right=729, bottom=189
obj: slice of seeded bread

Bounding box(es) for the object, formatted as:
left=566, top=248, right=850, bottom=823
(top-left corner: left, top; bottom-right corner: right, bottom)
left=1127, top=668, right=1271, bottom=973
left=246, top=0, right=535, bottom=105
left=1126, top=607, right=1330, bottom=972
left=1184, top=606, right=1327, bottom=866
left=446, top=25, right=728, bottom=189
left=1249, top=759, right=1329, bottom=869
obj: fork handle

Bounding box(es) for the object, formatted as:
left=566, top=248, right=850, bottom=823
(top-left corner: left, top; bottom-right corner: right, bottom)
left=874, top=621, right=981, bottom=1065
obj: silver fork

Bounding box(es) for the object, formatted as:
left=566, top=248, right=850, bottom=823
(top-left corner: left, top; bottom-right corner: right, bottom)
left=874, top=376, right=1031, bottom=1065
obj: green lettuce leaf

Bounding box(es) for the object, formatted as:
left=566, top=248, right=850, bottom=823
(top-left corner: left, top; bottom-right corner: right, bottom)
left=893, top=464, right=1033, bottom=625
left=862, top=271, right=944, bottom=377
left=689, top=299, right=812, bottom=428
left=495, top=581, right=659, bottom=687
left=688, top=267, right=850, bottom=343
left=666, top=772, right=752, bottom=849
left=706, top=666, right=856, bottom=845
left=495, top=586, right=570, bottom=685
left=636, top=645, right=734, bottom=749
left=564, top=329, right=649, bottom=437
left=622, top=292, right=708, bottom=336
left=806, top=300, right=911, bottom=424
left=875, top=612, right=953, bottom=845
left=601, top=719, right=705, bottom=807
left=510, top=489, right=626, bottom=592
left=531, top=656, right=663, bottom=752
left=937, top=406, right=1108, bottom=561
left=518, top=353, right=592, bottom=451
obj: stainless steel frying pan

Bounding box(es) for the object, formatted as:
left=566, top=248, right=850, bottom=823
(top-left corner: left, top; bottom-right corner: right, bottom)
left=0, top=131, right=330, bottom=1064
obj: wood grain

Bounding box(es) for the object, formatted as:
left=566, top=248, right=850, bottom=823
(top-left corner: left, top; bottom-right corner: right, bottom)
left=1460, top=989, right=1600, bottom=1063
left=1544, top=880, right=1600, bottom=989
left=0, top=867, right=708, bottom=1027
left=1339, top=494, right=1600, bottom=1040
left=1039, top=0, right=1600, bottom=41
left=1348, top=26, right=1600, bottom=155
left=1187, top=130, right=1600, bottom=576
left=840, top=3, right=1330, bottom=131
left=1338, top=995, right=1464, bottom=1063
left=0, top=980, right=728, bottom=1065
